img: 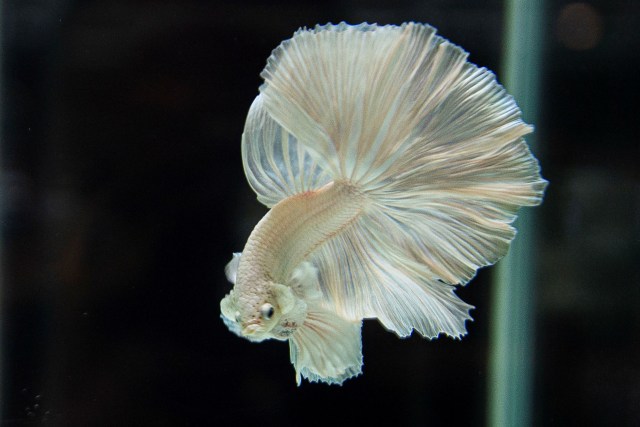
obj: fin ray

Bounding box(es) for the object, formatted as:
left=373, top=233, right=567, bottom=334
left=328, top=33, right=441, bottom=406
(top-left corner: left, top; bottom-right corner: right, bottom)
left=289, top=306, right=363, bottom=386
left=244, top=22, right=547, bottom=342
left=286, top=261, right=363, bottom=385
left=258, top=22, right=546, bottom=291
left=311, top=214, right=474, bottom=338
left=242, top=94, right=332, bottom=207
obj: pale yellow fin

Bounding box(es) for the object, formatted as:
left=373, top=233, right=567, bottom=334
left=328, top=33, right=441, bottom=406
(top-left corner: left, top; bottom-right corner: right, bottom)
left=242, top=94, right=332, bottom=207
left=260, top=22, right=472, bottom=182
left=254, top=21, right=545, bottom=282
left=245, top=23, right=546, bottom=340
left=310, top=215, right=474, bottom=338
left=286, top=261, right=362, bottom=385
left=289, top=305, right=362, bottom=386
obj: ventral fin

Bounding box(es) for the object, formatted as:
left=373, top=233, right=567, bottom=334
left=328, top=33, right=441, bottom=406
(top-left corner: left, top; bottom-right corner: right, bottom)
left=289, top=304, right=363, bottom=386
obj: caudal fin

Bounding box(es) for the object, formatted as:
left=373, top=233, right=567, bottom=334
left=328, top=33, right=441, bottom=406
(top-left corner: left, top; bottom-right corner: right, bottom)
left=242, top=23, right=546, bottom=339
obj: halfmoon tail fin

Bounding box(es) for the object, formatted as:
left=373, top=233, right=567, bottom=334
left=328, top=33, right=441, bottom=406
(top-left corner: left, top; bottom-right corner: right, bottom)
left=244, top=22, right=547, bottom=339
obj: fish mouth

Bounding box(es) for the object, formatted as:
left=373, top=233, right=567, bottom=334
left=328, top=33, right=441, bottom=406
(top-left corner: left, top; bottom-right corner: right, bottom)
left=241, top=320, right=263, bottom=336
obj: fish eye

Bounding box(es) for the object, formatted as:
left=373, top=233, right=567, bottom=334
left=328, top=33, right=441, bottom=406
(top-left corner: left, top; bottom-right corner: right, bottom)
left=260, top=303, right=275, bottom=320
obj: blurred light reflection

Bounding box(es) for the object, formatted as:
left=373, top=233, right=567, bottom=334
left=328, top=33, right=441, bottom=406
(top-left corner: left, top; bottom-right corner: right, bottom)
left=556, top=3, right=603, bottom=50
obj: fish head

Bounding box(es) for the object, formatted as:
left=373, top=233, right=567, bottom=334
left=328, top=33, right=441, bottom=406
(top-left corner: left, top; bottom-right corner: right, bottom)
left=220, top=282, right=302, bottom=342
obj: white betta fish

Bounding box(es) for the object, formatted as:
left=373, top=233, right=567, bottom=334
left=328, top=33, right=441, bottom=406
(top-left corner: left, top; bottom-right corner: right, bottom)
left=220, top=22, right=547, bottom=385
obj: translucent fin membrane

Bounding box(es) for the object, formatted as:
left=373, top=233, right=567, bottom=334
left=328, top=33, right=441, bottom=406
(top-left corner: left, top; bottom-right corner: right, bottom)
left=311, top=212, right=474, bottom=338
left=242, top=22, right=546, bottom=341
left=287, top=262, right=363, bottom=385
left=290, top=308, right=363, bottom=385
left=242, top=95, right=332, bottom=207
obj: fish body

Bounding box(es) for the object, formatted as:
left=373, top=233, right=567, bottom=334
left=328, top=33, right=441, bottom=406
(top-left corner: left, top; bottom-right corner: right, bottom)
left=223, top=181, right=364, bottom=339
left=220, top=22, right=547, bottom=385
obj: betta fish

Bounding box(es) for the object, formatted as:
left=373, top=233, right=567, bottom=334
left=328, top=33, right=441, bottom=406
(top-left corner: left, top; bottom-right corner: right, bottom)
left=220, top=22, right=547, bottom=385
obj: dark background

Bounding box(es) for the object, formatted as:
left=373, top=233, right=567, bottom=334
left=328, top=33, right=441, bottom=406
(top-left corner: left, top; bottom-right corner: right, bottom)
left=2, top=0, right=638, bottom=426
